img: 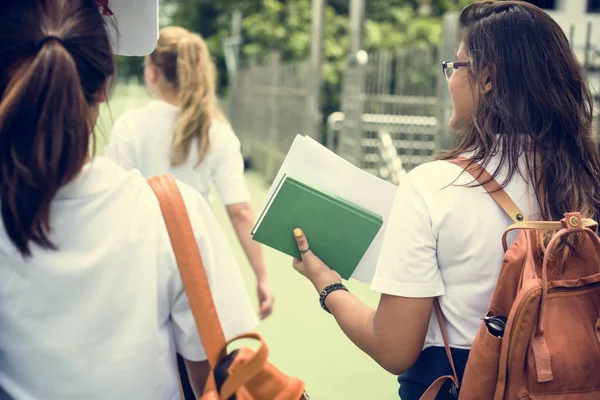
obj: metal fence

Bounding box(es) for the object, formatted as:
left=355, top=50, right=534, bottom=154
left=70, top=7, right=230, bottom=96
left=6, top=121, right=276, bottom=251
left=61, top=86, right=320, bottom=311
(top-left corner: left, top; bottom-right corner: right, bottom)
left=230, top=10, right=600, bottom=185
left=229, top=54, right=318, bottom=182
left=229, top=47, right=442, bottom=183
left=337, top=47, right=442, bottom=176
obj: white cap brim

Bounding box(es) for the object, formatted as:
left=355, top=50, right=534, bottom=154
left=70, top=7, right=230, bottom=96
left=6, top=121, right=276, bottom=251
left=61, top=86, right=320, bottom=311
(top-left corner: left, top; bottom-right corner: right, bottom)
left=102, top=0, right=159, bottom=56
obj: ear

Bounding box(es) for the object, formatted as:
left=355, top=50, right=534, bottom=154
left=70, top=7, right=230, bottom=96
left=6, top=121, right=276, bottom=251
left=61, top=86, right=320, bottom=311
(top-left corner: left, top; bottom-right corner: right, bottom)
left=93, top=80, right=109, bottom=104
left=145, top=63, right=160, bottom=86
left=481, top=65, right=494, bottom=94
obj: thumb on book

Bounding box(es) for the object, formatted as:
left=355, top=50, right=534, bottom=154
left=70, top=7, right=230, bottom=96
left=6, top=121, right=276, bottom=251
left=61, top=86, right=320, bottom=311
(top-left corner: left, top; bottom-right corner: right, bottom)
left=293, top=228, right=310, bottom=257
left=291, top=228, right=342, bottom=292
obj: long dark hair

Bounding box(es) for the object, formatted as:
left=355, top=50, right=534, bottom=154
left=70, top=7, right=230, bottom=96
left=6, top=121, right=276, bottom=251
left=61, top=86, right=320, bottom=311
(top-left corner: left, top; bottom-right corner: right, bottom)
left=0, top=0, right=115, bottom=256
left=440, top=0, right=600, bottom=223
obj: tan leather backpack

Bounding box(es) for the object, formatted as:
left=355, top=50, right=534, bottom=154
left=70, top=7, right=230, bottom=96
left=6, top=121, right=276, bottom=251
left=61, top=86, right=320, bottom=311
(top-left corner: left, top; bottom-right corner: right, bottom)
left=149, top=175, right=308, bottom=400
left=422, top=159, right=600, bottom=400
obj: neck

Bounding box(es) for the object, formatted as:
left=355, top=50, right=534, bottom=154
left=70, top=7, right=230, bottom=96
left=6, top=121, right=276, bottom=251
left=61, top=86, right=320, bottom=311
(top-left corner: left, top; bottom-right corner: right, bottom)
left=157, top=90, right=179, bottom=107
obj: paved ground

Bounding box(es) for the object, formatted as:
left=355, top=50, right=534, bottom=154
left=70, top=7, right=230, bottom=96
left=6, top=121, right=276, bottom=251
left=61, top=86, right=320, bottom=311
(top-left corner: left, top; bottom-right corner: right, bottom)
left=98, top=84, right=400, bottom=399
left=209, top=173, right=399, bottom=399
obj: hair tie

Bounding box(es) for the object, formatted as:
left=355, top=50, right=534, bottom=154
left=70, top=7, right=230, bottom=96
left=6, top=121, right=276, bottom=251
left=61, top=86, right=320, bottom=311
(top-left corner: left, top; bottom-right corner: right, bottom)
left=36, top=35, right=65, bottom=51
left=95, top=0, right=114, bottom=16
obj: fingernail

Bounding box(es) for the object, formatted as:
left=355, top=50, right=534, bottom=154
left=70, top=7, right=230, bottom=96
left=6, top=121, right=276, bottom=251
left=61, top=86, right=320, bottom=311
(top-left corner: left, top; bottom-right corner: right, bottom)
left=293, top=228, right=303, bottom=238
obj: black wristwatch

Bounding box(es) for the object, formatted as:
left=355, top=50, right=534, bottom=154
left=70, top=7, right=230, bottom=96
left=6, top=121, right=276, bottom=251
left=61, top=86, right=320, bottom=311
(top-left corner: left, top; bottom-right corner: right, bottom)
left=319, top=282, right=348, bottom=313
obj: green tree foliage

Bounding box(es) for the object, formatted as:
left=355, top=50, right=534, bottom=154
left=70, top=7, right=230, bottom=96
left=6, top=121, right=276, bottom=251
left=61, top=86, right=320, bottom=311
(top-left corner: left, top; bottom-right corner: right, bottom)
left=122, top=0, right=470, bottom=115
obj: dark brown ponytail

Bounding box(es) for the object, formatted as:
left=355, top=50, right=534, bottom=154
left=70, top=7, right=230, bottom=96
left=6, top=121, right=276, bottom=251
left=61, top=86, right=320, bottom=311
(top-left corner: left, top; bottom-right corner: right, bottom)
left=0, top=0, right=115, bottom=256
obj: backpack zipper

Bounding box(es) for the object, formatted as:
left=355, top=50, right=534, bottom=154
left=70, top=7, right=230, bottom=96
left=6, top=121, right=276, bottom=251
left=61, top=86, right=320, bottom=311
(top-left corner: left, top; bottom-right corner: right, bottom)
left=498, top=280, right=600, bottom=397
left=545, top=281, right=600, bottom=296
left=507, top=281, right=600, bottom=353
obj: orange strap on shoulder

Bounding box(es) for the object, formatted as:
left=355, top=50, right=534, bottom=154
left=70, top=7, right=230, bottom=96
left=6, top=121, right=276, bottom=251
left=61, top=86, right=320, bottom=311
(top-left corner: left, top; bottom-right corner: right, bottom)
left=149, top=175, right=226, bottom=370
left=449, top=158, right=525, bottom=223
left=151, top=175, right=282, bottom=399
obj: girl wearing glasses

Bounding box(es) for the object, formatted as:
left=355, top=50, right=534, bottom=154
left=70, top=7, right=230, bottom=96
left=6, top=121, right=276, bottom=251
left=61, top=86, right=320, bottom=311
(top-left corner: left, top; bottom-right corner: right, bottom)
left=290, top=1, right=600, bottom=399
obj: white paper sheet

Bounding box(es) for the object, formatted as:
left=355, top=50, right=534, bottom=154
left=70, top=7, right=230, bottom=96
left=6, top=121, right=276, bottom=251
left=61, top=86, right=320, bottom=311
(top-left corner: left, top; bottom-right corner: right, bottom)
left=257, top=135, right=398, bottom=283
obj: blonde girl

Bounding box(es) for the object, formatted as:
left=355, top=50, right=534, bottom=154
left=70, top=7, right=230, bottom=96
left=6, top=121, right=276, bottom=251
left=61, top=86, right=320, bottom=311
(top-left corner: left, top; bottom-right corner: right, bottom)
left=106, top=27, right=274, bottom=319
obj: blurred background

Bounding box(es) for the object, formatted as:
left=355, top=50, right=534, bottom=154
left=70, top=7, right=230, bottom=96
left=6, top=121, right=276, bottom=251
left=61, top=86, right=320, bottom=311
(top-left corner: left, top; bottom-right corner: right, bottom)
left=96, top=1, right=600, bottom=398
left=100, top=0, right=600, bottom=183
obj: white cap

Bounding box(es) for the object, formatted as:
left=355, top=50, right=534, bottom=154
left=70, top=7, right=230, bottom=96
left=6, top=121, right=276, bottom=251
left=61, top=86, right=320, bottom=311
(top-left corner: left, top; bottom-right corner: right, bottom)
left=98, top=0, right=159, bottom=56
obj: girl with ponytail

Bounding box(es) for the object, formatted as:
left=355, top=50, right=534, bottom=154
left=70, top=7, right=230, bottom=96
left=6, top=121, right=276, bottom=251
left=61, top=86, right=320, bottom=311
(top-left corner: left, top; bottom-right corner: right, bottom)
left=0, top=3, right=257, bottom=399
left=106, top=27, right=274, bottom=320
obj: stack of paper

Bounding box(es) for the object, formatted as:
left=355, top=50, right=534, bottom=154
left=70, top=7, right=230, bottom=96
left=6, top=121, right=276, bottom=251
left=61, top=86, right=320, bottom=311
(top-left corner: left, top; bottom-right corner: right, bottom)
left=253, top=135, right=398, bottom=283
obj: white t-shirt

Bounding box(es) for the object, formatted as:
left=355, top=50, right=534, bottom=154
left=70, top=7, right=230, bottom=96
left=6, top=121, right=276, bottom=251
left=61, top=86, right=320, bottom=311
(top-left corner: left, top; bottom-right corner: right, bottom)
left=105, top=100, right=251, bottom=205
left=0, top=157, right=258, bottom=400
left=372, top=155, right=538, bottom=350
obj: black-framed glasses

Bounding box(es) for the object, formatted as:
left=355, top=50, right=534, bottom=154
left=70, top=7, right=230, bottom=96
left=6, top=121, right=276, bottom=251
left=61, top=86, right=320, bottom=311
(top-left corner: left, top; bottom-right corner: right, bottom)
left=442, top=61, right=470, bottom=81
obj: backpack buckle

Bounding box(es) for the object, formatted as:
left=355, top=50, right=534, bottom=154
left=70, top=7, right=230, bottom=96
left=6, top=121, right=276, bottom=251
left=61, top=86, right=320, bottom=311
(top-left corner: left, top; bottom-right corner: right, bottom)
left=564, top=212, right=583, bottom=230
left=450, top=382, right=459, bottom=399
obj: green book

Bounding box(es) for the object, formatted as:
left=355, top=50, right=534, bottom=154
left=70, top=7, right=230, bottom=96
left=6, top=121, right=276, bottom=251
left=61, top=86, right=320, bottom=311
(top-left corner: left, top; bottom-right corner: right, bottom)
left=252, top=175, right=383, bottom=280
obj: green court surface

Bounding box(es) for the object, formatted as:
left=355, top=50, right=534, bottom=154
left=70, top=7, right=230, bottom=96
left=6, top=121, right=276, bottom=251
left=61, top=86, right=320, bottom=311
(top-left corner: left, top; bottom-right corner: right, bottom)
left=98, top=84, right=399, bottom=400
left=210, top=174, right=399, bottom=399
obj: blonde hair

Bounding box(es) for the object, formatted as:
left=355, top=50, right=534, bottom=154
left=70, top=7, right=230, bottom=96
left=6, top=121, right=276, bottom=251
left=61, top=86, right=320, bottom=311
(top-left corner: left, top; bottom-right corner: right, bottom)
left=149, top=26, right=226, bottom=166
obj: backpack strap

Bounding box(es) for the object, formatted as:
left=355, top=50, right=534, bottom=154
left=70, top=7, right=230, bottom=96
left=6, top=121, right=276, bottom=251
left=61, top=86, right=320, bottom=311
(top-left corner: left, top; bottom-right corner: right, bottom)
left=149, top=175, right=226, bottom=392
left=449, top=158, right=526, bottom=223
left=421, top=159, right=526, bottom=399
left=501, top=219, right=598, bottom=251
left=418, top=299, right=460, bottom=400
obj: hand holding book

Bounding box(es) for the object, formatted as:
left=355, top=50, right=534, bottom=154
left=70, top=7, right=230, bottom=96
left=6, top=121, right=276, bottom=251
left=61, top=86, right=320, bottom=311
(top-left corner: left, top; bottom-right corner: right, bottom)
left=291, top=228, right=342, bottom=293
left=251, top=175, right=384, bottom=280
left=251, top=135, right=397, bottom=283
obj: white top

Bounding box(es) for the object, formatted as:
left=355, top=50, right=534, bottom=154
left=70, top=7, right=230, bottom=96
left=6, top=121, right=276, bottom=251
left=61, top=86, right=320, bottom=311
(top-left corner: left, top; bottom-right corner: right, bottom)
left=372, top=154, right=538, bottom=350
left=105, top=100, right=251, bottom=206
left=0, top=157, right=258, bottom=400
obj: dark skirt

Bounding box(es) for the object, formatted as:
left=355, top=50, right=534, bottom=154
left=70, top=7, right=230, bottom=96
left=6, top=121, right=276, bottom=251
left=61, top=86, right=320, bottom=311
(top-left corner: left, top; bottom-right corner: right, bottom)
left=178, top=353, right=196, bottom=400
left=398, top=346, right=469, bottom=400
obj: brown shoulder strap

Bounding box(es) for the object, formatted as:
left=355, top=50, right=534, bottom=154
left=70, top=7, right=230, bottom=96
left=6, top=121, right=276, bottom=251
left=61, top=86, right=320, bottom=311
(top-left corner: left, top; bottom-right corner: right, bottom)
left=501, top=219, right=597, bottom=251
left=422, top=158, right=525, bottom=399
left=419, top=375, right=457, bottom=400
left=434, top=299, right=459, bottom=386
left=418, top=300, right=460, bottom=400
left=449, top=158, right=525, bottom=223
left=149, top=175, right=226, bottom=370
